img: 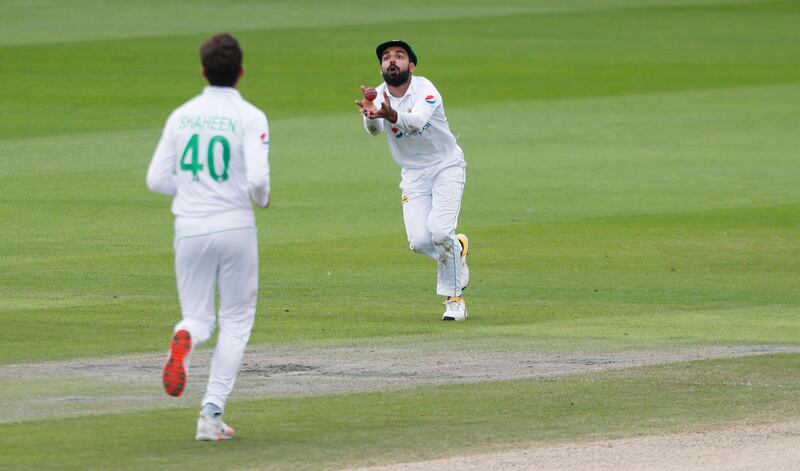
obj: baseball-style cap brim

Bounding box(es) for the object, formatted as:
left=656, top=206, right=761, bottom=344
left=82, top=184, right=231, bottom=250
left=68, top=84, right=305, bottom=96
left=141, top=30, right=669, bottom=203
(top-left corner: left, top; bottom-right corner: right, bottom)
left=376, top=40, right=417, bottom=65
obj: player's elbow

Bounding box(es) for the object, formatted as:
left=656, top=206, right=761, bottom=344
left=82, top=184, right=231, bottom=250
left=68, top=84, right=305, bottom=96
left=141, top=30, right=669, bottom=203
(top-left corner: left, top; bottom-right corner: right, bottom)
left=253, top=191, right=270, bottom=208
left=146, top=173, right=175, bottom=195
left=249, top=176, right=270, bottom=208
left=248, top=174, right=270, bottom=192
left=364, top=119, right=383, bottom=136
left=146, top=174, right=159, bottom=193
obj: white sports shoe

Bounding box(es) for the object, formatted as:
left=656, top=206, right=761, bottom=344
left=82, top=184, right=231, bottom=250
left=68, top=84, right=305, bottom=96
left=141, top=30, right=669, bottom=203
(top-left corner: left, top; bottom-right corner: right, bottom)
left=442, top=296, right=468, bottom=321
left=196, top=414, right=235, bottom=441
left=456, top=233, right=469, bottom=290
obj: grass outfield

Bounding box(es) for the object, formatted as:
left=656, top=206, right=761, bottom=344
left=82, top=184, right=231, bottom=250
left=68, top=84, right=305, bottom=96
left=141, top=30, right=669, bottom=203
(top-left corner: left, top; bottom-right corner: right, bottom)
left=1, top=0, right=799, bottom=469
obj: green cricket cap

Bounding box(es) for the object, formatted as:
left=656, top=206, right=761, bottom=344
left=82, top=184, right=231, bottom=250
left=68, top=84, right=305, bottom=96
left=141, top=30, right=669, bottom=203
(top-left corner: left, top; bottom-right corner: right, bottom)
left=376, top=40, right=417, bottom=65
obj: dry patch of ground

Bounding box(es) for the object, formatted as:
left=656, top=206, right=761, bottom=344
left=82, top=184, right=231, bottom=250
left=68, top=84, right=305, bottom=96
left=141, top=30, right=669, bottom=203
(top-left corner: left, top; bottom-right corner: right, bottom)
left=2, top=343, right=798, bottom=423
left=344, top=421, right=800, bottom=471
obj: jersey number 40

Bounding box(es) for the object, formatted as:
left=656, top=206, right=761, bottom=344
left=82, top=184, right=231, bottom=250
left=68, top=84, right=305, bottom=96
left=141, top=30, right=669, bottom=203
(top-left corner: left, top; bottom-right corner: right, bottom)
left=180, top=133, right=230, bottom=182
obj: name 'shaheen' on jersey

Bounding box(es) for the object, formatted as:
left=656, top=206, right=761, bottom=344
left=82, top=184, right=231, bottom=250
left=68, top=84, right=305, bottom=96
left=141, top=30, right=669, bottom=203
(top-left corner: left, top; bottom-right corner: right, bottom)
left=392, top=121, right=433, bottom=139
left=179, top=115, right=237, bottom=132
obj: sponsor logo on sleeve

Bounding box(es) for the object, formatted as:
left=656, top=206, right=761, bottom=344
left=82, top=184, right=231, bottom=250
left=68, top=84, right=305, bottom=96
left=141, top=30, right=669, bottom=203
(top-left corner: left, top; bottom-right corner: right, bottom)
left=260, top=132, right=269, bottom=145
left=424, top=95, right=436, bottom=105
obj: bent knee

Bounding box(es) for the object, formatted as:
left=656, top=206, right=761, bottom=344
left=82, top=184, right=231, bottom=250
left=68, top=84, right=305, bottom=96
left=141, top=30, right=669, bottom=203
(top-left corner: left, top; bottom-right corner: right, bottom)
left=408, top=234, right=433, bottom=254
left=429, top=228, right=452, bottom=247
left=408, top=240, right=426, bottom=254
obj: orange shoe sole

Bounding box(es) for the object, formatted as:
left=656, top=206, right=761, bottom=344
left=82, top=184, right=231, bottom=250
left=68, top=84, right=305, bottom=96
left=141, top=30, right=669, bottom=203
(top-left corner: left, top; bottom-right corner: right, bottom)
left=163, top=329, right=191, bottom=397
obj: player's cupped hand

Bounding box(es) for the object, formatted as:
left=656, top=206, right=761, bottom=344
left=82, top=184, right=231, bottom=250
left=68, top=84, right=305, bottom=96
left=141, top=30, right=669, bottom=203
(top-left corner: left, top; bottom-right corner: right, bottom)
left=365, top=92, right=397, bottom=123
left=354, top=85, right=377, bottom=116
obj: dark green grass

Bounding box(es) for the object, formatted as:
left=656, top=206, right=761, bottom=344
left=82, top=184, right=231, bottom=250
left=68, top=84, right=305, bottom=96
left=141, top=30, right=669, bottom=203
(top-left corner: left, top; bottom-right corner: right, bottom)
left=3, top=354, right=800, bottom=471
left=1, top=1, right=798, bottom=139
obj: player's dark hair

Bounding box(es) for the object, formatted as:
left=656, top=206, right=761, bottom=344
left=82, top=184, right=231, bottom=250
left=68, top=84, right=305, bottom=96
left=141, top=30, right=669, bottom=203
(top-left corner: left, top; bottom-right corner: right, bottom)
left=200, top=34, right=242, bottom=87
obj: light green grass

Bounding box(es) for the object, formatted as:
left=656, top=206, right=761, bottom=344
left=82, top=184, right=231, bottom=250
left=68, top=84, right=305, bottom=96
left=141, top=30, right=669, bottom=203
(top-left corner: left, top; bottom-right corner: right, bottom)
left=1, top=0, right=799, bottom=469
left=2, top=87, right=798, bottom=361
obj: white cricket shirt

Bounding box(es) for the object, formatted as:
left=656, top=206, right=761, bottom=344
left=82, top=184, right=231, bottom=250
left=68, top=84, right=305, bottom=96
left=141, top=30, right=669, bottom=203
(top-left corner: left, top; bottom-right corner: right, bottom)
left=147, top=86, right=270, bottom=236
left=362, top=75, right=464, bottom=169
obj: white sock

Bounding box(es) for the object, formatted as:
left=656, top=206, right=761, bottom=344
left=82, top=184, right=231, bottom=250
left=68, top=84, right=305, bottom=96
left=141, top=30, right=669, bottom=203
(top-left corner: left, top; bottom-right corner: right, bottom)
left=201, top=402, right=222, bottom=418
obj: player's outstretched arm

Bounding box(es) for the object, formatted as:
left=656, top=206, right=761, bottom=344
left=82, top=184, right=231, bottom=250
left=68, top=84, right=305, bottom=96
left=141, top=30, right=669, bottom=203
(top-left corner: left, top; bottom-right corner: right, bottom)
left=394, top=83, right=439, bottom=132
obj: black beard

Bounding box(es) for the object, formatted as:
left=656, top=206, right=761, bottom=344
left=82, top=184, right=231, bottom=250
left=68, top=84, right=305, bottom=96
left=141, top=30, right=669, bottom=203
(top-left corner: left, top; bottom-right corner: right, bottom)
left=382, top=65, right=410, bottom=87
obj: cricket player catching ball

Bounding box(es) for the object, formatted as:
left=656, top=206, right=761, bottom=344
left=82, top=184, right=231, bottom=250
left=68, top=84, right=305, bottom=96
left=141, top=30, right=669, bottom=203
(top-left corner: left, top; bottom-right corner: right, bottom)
left=146, top=33, right=270, bottom=440
left=355, top=40, right=470, bottom=321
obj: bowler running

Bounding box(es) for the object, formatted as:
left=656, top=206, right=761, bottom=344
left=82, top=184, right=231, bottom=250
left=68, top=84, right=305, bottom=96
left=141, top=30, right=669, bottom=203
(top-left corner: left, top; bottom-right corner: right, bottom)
left=146, top=33, right=271, bottom=441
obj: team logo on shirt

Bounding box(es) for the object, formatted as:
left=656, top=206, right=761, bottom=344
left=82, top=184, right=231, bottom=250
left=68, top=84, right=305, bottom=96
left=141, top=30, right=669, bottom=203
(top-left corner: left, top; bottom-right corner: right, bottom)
left=259, top=132, right=269, bottom=145
left=425, top=95, right=436, bottom=105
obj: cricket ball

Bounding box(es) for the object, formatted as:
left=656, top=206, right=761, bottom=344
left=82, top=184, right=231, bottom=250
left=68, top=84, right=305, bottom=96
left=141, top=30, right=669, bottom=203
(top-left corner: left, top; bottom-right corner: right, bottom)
left=363, top=87, right=378, bottom=101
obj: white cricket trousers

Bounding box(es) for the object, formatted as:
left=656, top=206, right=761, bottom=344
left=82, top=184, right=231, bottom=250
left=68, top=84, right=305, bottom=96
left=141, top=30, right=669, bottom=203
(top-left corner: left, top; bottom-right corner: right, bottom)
left=173, top=226, right=258, bottom=412
left=400, top=160, right=467, bottom=297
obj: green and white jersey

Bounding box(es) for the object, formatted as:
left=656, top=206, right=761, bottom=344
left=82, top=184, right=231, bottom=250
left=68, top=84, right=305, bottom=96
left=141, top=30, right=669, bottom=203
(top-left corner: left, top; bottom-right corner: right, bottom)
left=147, top=86, right=270, bottom=231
